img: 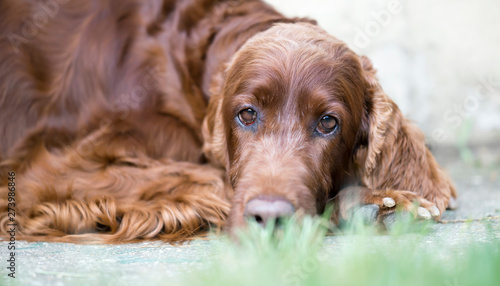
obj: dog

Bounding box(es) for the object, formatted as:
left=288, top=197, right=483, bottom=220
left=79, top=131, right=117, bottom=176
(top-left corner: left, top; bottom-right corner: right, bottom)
left=0, top=0, right=456, bottom=243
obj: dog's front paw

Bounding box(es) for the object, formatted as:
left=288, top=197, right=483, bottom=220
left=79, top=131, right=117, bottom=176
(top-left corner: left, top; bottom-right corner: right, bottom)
left=342, top=190, right=440, bottom=229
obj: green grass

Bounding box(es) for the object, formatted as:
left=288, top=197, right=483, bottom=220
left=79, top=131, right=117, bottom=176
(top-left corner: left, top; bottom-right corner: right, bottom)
left=180, top=214, right=500, bottom=286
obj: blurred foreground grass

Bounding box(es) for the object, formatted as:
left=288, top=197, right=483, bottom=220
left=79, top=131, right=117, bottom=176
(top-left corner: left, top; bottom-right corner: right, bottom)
left=180, top=215, right=500, bottom=286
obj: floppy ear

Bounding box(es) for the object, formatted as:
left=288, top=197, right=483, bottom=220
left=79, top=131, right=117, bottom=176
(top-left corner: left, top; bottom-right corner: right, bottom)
left=201, top=69, right=229, bottom=169
left=359, top=56, right=456, bottom=212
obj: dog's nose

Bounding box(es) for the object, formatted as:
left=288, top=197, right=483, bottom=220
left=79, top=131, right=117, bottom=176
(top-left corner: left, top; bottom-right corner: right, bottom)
left=244, top=197, right=295, bottom=227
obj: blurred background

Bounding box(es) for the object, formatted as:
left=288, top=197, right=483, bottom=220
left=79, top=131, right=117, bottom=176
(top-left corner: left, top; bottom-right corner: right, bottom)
left=268, top=0, right=500, bottom=166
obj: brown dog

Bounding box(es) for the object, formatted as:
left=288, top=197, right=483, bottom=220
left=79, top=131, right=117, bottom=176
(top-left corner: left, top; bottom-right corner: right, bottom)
left=0, top=0, right=455, bottom=243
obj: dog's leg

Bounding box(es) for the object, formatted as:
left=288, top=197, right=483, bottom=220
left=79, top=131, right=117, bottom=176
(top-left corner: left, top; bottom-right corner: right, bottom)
left=335, top=186, right=443, bottom=228
left=0, top=157, right=230, bottom=243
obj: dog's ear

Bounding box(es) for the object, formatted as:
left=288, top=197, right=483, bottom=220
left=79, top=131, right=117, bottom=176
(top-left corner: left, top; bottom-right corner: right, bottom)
left=202, top=69, right=229, bottom=169
left=359, top=56, right=456, bottom=212
left=359, top=55, right=395, bottom=176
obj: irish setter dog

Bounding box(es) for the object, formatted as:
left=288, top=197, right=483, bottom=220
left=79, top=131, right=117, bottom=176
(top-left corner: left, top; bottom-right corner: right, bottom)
left=0, top=0, right=456, bottom=243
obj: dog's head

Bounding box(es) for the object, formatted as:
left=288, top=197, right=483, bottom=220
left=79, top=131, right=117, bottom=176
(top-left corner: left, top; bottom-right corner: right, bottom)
left=203, top=23, right=391, bottom=228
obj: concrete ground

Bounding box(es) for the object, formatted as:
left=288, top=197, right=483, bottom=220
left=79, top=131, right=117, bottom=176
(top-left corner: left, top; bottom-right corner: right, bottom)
left=1, top=148, right=499, bottom=286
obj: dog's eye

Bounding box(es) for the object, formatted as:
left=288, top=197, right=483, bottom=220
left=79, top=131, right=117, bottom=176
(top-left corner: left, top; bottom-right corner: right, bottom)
left=316, top=115, right=338, bottom=134
left=238, top=108, right=257, bottom=126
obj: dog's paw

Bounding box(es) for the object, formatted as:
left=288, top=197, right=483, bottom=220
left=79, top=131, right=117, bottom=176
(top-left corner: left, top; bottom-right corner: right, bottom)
left=345, top=190, right=440, bottom=228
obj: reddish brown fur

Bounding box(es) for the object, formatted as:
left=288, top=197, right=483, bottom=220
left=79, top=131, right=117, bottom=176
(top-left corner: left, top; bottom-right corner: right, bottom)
left=0, top=0, right=455, bottom=243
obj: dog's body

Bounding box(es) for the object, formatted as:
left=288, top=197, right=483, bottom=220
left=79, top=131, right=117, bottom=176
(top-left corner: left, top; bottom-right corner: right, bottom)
left=0, top=0, right=455, bottom=243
